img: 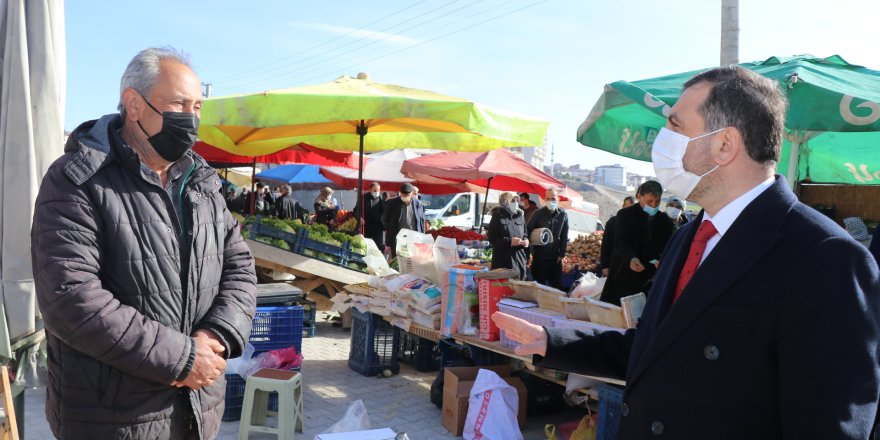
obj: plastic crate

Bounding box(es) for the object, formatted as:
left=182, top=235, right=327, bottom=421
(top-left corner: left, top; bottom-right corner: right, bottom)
left=222, top=365, right=301, bottom=421
left=249, top=305, right=304, bottom=353
left=438, top=338, right=508, bottom=368
left=597, top=384, right=625, bottom=440
left=348, top=309, right=400, bottom=376
left=398, top=330, right=441, bottom=372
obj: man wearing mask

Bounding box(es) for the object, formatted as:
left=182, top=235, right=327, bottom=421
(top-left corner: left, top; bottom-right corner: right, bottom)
left=382, top=183, right=425, bottom=259
left=599, top=181, right=674, bottom=305
left=664, top=196, right=689, bottom=228
left=599, top=195, right=635, bottom=277
left=519, top=192, right=539, bottom=224
left=494, top=66, right=880, bottom=438
left=31, top=47, right=257, bottom=439
left=357, top=182, right=385, bottom=251
left=526, top=188, right=569, bottom=289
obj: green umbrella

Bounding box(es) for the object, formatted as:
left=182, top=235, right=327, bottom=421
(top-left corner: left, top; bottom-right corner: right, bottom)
left=577, top=55, right=880, bottom=185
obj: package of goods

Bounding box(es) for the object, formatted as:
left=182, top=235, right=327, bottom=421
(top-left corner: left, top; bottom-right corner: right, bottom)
left=508, top=280, right=567, bottom=306
left=463, top=369, right=524, bottom=440
left=354, top=303, right=370, bottom=314
left=388, top=298, right=411, bottom=317
left=411, top=301, right=442, bottom=316
left=583, top=298, right=626, bottom=328
left=368, top=305, right=392, bottom=317
left=351, top=295, right=370, bottom=305
left=413, top=310, right=441, bottom=330
left=369, top=297, right=391, bottom=308
left=370, top=289, right=394, bottom=299
left=390, top=316, right=412, bottom=331
left=330, top=292, right=354, bottom=313
left=569, top=272, right=606, bottom=299
left=477, top=276, right=516, bottom=341
left=498, top=303, right=562, bottom=349
left=441, top=265, right=488, bottom=337
left=552, top=317, right=625, bottom=335
left=442, top=365, right=527, bottom=436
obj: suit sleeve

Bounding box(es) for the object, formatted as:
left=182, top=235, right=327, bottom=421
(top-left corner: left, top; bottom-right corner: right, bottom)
left=534, top=327, right=635, bottom=380
left=778, top=237, right=880, bottom=438
left=196, top=207, right=258, bottom=359
left=31, top=165, right=193, bottom=385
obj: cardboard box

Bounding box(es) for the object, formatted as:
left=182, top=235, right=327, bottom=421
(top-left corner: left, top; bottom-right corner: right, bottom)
left=314, top=428, right=397, bottom=440
left=441, top=366, right=528, bottom=436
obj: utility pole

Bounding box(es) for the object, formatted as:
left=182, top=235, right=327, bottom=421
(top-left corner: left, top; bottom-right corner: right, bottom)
left=721, top=0, right=739, bottom=65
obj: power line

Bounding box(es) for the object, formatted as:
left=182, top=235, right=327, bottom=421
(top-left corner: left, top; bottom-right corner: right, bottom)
left=292, top=0, right=548, bottom=87
left=210, top=0, right=430, bottom=83
left=224, top=0, right=497, bottom=90
left=216, top=0, right=476, bottom=89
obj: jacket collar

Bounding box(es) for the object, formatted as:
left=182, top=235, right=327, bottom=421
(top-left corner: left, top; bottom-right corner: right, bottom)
left=628, top=175, right=796, bottom=385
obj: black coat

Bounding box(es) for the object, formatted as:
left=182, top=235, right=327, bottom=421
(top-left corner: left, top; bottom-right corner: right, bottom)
left=599, top=215, right=618, bottom=270
left=275, top=194, right=306, bottom=220
left=600, top=204, right=674, bottom=305
left=358, top=193, right=385, bottom=236
left=537, top=176, right=880, bottom=439
left=382, top=197, right=426, bottom=244
left=526, top=207, right=569, bottom=261
left=32, top=114, right=257, bottom=439
left=487, top=206, right=529, bottom=280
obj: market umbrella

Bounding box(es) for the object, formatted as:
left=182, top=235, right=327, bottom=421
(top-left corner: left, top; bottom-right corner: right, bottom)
left=199, top=73, right=549, bottom=229
left=576, top=55, right=880, bottom=186
left=401, top=149, right=582, bottom=222
left=255, top=164, right=335, bottom=190
left=194, top=141, right=363, bottom=169
left=0, top=0, right=65, bottom=360
left=320, top=149, right=469, bottom=194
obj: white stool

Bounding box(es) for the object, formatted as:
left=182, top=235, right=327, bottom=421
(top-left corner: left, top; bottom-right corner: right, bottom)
left=238, top=368, right=303, bottom=439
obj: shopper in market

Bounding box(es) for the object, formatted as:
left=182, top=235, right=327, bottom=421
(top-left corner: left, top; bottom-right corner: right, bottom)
left=357, top=182, right=386, bottom=251
left=275, top=184, right=307, bottom=221
left=600, top=181, right=674, bottom=305
left=519, top=192, right=539, bottom=224
left=382, top=182, right=426, bottom=258
left=526, top=188, right=569, bottom=289
left=599, top=195, right=635, bottom=277
left=664, top=196, right=689, bottom=228
left=494, top=65, right=880, bottom=439
left=487, top=192, right=530, bottom=279
left=314, top=186, right=339, bottom=229
left=31, top=47, right=258, bottom=439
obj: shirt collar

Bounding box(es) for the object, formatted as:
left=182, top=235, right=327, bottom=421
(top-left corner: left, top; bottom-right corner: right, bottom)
left=702, top=176, right=775, bottom=237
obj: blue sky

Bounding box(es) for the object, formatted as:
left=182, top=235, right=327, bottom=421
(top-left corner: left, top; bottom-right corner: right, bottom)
left=64, top=0, right=880, bottom=176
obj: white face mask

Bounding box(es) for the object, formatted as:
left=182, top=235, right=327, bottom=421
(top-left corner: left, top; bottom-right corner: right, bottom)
left=371, top=190, right=380, bottom=198
left=666, top=207, right=682, bottom=219
left=651, top=127, right=723, bottom=200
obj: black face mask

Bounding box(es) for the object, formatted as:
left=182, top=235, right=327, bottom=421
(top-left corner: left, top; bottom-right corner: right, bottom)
left=136, top=93, right=199, bottom=162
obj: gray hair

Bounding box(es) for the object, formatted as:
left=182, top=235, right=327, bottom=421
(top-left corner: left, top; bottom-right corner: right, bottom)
left=499, top=192, right=517, bottom=204
left=118, top=47, right=194, bottom=116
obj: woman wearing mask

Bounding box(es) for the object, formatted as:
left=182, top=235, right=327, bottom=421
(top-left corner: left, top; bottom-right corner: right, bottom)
left=314, top=187, right=339, bottom=229
left=599, top=181, right=674, bottom=305
left=665, top=197, right=689, bottom=228
left=487, top=192, right=530, bottom=280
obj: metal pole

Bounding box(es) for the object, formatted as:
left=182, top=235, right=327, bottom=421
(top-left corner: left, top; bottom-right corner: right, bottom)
left=250, top=157, right=257, bottom=215
left=721, top=0, right=739, bottom=65
left=786, top=140, right=801, bottom=189
left=479, top=177, right=493, bottom=232
left=356, top=120, right=368, bottom=234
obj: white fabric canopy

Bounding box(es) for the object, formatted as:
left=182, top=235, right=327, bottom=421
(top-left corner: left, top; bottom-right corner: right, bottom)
left=0, top=0, right=65, bottom=358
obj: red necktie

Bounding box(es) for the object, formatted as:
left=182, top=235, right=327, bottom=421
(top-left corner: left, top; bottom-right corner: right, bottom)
left=672, top=220, right=718, bottom=303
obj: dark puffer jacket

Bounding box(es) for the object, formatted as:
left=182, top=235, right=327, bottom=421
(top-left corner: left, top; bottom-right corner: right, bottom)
left=31, top=114, right=257, bottom=439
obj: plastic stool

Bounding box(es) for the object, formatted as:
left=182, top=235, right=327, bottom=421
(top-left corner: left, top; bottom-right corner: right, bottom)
left=238, top=368, right=303, bottom=439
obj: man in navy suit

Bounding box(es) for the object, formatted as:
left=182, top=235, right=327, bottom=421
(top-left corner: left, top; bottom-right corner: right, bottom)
left=495, top=66, right=880, bottom=439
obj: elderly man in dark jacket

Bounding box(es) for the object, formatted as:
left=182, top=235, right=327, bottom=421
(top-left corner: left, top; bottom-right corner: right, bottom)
left=31, top=47, right=257, bottom=439
left=356, top=182, right=385, bottom=251
left=382, top=183, right=425, bottom=259
left=526, top=188, right=569, bottom=290
left=275, top=184, right=306, bottom=221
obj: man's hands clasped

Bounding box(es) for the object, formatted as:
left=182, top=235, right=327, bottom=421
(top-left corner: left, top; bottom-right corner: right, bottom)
left=171, top=329, right=226, bottom=390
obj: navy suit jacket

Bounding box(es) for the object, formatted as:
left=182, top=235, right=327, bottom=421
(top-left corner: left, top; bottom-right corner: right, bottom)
left=537, top=176, right=880, bottom=439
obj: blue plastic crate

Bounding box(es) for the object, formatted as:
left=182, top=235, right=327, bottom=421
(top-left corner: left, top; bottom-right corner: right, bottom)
left=222, top=364, right=301, bottom=421
left=597, top=383, right=625, bottom=440
left=249, top=305, right=304, bottom=353
left=303, top=326, right=317, bottom=338
left=398, top=330, right=440, bottom=372
left=348, top=309, right=400, bottom=376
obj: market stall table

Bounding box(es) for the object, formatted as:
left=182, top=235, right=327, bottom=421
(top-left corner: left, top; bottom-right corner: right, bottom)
left=247, top=239, right=370, bottom=297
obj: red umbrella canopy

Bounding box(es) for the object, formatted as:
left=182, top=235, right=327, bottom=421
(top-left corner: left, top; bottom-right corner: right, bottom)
left=401, top=149, right=581, bottom=201
left=193, top=141, right=363, bottom=169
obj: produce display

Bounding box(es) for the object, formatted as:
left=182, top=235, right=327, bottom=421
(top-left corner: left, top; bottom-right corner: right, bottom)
left=336, top=210, right=357, bottom=233
left=563, top=232, right=604, bottom=273
left=238, top=215, right=369, bottom=272
left=429, top=226, right=486, bottom=244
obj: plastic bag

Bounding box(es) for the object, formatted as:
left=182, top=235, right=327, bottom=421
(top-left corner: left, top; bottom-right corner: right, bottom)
left=570, top=272, right=606, bottom=299
left=463, top=369, right=523, bottom=440
left=433, top=236, right=460, bottom=277
left=240, top=346, right=304, bottom=378
left=441, top=265, right=487, bottom=337
left=397, top=229, right=439, bottom=281
left=362, top=235, right=397, bottom=276
left=323, top=399, right=372, bottom=433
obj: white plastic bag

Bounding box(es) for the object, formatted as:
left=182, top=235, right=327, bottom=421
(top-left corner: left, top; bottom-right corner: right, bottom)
left=323, top=399, right=372, bottom=433
left=570, top=272, right=606, bottom=299
left=463, top=369, right=523, bottom=440
left=397, top=229, right=441, bottom=283
left=362, top=235, right=397, bottom=276
left=433, top=236, right=460, bottom=277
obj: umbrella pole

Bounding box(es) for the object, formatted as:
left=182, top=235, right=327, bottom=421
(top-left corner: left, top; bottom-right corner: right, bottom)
left=479, top=177, right=493, bottom=233
left=356, top=120, right=368, bottom=234
left=786, top=139, right=801, bottom=190
left=250, top=157, right=257, bottom=215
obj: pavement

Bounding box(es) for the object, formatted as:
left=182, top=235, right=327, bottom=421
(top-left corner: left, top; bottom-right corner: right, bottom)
left=24, top=309, right=585, bottom=439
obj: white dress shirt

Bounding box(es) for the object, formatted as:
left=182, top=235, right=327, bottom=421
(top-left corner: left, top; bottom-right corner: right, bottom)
left=699, top=176, right=775, bottom=265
